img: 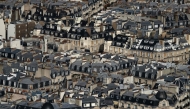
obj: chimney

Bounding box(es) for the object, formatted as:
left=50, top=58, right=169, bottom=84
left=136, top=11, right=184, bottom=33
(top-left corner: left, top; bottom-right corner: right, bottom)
left=176, top=38, right=179, bottom=45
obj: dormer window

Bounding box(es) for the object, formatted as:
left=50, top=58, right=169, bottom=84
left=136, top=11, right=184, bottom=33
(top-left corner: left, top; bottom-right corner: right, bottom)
left=151, top=74, right=155, bottom=79
left=110, top=94, right=114, bottom=98
left=139, top=72, right=142, bottom=77
left=5, top=53, right=8, bottom=57
left=117, top=25, right=122, bottom=29
left=132, top=71, right=135, bottom=76
left=148, top=25, right=152, bottom=29
left=32, top=68, right=35, bottom=72
left=145, top=73, right=148, bottom=78
left=65, top=71, right=68, bottom=75
left=77, top=67, right=80, bottom=71
left=55, top=33, right=58, bottom=36
left=9, top=81, right=11, bottom=86
left=14, top=82, right=16, bottom=87
left=24, top=66, right=27, bottom=70
left=125, top=64, right=127, bottom=67
left=88, top=68, right=91, bottom=73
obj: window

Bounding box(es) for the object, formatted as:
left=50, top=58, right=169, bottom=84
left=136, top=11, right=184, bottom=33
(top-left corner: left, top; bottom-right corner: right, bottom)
left=88, top=68, right=91, bottom=73
left=9, top=81, right=11, bottom=86
left=139, top=79, right=141, bottom=83
left=132, top=71, right=135, bottom=76
left=5, top=53, right=8, bottom=57
left=28, top=67, right=30, bottom=70
left=38, top=83, right=40, bottom=88
left=25, top=66, right=27, bottom=70
left=110, top=94, right=114, bottom=98
left=20, top=84, right=22, bottom=88
left=14, top=82, right=16, bottom=87
left=11, top=54, right=14, bottom=58
left=65, top=71, right=68, bottom=75
left=128, top=104, right=130, bottom=108
left=151, top=74, right=154, bottom=79
left=117, top=25, right=122, bottom=29
left=139, top=72, right=142, bottom=77
left=145, top=73, right=148, bottom=78
left=163, top=103, right=166, bottom=106
left=49, top=81, right=51, bottom=85
left=43, top=82, right=45, bottom=86
left=32, top=67, right=35, bottom=71
left=69, top=84, right=72, bottom=89
left=116, top=96, right=119, bottom=99
left=134, top=105, right=137, bottom=109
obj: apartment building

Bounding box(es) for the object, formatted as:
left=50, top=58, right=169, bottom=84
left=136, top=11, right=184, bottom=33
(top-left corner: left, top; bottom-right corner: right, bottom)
left=7, top=21, right=35, bottom=40
left=67, top=27, right=105, bottom=52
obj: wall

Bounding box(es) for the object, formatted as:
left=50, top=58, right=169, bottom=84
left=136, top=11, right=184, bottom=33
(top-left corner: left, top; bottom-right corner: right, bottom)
left=0, top=19, right=5, bottom=39
left=10, top=39, right=21, bottom=49
left=7, top=24, right=15, bottom=39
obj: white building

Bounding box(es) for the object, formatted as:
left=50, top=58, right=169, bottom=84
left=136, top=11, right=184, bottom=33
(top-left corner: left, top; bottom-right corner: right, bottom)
left=0, top=19, right=6, bottom=39
left=7, top=23, right=15, bottom=40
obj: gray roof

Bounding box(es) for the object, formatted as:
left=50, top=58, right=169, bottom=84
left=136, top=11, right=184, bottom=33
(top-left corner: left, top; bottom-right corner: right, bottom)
left=61, top=103, right=81, bottom=108
left=75, top=81, right=86, bottom=87
left=29, top=102, right=43, bottom=108
left=19, top=78, right=40, bottom=85
left=82, top=96, right=97, bottom=103
left=35, top=23, right=43, bottom=29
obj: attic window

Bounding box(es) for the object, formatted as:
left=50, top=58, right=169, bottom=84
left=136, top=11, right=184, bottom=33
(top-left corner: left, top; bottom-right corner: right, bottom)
left=5, top=53, right=8, bottom=57
left=55, top=33, right=58, bottom=36
left=151, top=74, right=154, bottom=79
left=33, top=68, right=35, bottom=71
left=14, top=82, right=16, bottom=87
left=145, top=73, right=148, bottom=78
left=46, top=25, right=49, bottom=28
left=77, top=29, right=81, bottom=33
left=139, top=72, right=142, bottom=77
left=9, top=81, right=11, bottom=86
left=11, top=54, right=14, bottom=59
left=65, top=71, right=68, bottom=75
